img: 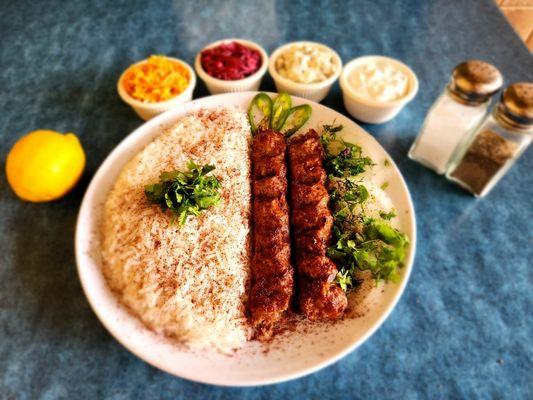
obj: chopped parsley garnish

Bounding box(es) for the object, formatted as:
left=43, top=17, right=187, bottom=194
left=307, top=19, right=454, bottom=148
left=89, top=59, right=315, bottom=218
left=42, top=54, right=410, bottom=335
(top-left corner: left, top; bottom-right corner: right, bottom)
left=327, top=187, right=409, bottom=287
left=379, top=210, right=397, bottom=220
left=320, top=125, right=408, bottom=290
left=328, top=216, right=408, bottom=286
left=321, top=124, right=373, bottom=178
left=144, top=161, right=221, bottom=225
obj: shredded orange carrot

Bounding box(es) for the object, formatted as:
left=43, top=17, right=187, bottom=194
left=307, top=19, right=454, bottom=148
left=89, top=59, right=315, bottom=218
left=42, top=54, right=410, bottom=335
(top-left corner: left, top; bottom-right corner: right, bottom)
left=122, top=55, right=190, bottom=103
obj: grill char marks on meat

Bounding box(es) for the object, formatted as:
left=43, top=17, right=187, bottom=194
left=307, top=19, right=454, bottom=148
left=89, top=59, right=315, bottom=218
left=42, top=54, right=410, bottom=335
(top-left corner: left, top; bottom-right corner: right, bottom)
left=288, top=129, right=347, bottom=320
left=250, top=130, right=294, bottom=335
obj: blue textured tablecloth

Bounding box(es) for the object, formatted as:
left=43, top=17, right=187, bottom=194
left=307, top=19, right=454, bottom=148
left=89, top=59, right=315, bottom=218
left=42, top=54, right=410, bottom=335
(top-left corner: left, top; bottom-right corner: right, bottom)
left=1, top=0, right=532, bottom=398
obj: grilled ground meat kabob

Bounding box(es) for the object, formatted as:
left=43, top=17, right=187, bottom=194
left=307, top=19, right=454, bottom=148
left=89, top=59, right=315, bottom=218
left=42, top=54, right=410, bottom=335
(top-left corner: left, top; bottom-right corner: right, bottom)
left=248, top=93, right=344, bottom=334
left=249, top=129, right=294, bottom=334
left=288, top=129, right=348, bottom=320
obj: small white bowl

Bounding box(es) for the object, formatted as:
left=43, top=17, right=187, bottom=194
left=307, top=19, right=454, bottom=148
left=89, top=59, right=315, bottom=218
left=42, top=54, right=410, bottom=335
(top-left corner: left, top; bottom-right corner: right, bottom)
left=340, top=55, right=418, bottom=124
left=268, top=41, right=342, bottom=102
left=195, top=38, right=268, bottom=94
left=117, top=57, right=196, bottom=121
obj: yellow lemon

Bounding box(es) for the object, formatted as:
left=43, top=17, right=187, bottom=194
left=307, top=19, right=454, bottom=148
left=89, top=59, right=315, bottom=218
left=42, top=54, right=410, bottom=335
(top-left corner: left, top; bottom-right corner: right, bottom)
left=6, top=130, right=86, bottom=202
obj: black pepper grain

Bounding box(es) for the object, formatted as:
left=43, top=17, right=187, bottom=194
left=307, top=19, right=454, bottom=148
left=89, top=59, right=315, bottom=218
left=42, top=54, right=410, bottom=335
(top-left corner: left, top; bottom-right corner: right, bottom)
left=450, top=130, right=516, bottom=195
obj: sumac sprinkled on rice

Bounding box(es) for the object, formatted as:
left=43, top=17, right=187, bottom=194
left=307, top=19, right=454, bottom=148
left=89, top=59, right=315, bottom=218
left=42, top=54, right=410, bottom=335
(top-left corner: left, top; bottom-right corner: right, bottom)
left=101, top=108, right=252, bottom=353
left=201, top=41, right=262, bottom=81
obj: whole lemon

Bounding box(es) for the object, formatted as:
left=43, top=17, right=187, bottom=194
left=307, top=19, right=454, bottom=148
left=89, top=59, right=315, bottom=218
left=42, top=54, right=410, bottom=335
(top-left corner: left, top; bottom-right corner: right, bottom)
left=6, top=130, right=86, bottom=202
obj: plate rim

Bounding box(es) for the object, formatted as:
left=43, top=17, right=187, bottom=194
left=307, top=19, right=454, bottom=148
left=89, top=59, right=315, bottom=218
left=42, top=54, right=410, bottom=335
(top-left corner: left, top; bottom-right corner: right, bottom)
left=75, top=91, right=417, bottom=387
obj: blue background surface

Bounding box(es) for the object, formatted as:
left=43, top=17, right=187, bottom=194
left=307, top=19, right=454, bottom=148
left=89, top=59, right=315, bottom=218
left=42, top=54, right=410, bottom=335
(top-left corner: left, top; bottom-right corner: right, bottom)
left=1, top=0, right=532, bottom=398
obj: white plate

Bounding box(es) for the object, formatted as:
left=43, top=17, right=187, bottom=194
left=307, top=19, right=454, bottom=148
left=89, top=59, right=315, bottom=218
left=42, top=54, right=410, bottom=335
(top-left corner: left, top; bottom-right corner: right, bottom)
left=75, top=92, right=416, bottom=386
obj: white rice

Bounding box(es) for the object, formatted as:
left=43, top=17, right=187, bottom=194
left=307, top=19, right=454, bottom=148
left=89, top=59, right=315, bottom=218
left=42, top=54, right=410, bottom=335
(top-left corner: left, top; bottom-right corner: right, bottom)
left=100, top=108, right=252, bottom=353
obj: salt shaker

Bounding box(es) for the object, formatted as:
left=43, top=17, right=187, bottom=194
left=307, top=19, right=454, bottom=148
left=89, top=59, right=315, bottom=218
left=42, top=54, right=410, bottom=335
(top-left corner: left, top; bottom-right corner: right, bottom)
left=409, top=60, right=503, bottom=174
left=446, top=82, right=533, bottom=197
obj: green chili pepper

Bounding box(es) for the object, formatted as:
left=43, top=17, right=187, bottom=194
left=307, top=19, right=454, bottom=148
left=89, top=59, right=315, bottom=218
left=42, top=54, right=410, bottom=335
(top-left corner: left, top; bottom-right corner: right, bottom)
left=248, top=93, right=272, bottom=134
left=270, top=92, right=292, bottom=131
left=281, top=104, right=312, bottom=137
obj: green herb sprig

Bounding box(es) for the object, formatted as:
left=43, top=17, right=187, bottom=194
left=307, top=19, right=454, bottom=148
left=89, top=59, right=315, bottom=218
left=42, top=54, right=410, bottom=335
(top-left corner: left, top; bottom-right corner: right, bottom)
left=320, top=125, right=408, bottom=290
left=328, top=216, right=409, bottom=288
left=321, top=124, right=373, bottom=177
left=144, top=161, right=221, bottom=225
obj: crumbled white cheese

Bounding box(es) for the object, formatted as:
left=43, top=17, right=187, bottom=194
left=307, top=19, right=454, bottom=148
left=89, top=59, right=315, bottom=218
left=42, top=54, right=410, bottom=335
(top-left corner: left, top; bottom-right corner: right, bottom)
left=275, top=44, right=338, bottom=84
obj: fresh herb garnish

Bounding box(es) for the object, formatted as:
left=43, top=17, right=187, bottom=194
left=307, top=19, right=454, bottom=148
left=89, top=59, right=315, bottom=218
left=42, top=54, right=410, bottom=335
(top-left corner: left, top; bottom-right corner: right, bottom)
left=328, top=212, right=409, bottom=288
left=320, top=124, right=373, bottom=177
left=320, top=125, right=408, bottom=290
left=336, top=269, right=354, bottom=292
left=144, top=161, right=221, bottom=225
left=379, top=210, right=397, bottom=220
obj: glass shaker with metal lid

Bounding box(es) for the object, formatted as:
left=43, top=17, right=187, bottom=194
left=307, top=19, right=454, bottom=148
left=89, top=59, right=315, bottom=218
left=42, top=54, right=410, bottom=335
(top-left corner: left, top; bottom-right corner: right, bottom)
left=409, top=60, right=503, bottom=174
left=446, top=82, right=533, bottom=197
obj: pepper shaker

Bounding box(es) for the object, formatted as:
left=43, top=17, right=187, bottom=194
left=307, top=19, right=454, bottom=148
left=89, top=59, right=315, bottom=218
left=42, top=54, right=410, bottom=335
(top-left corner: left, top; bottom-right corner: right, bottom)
left=409, top=60, right=503, bottom=174
left=446, top=82, right=533, bottom=197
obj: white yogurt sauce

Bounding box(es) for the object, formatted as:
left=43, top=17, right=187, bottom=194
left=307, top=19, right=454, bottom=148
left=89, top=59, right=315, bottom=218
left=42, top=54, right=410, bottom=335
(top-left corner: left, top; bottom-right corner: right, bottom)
left=348, top=60, right=409, bottom=102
